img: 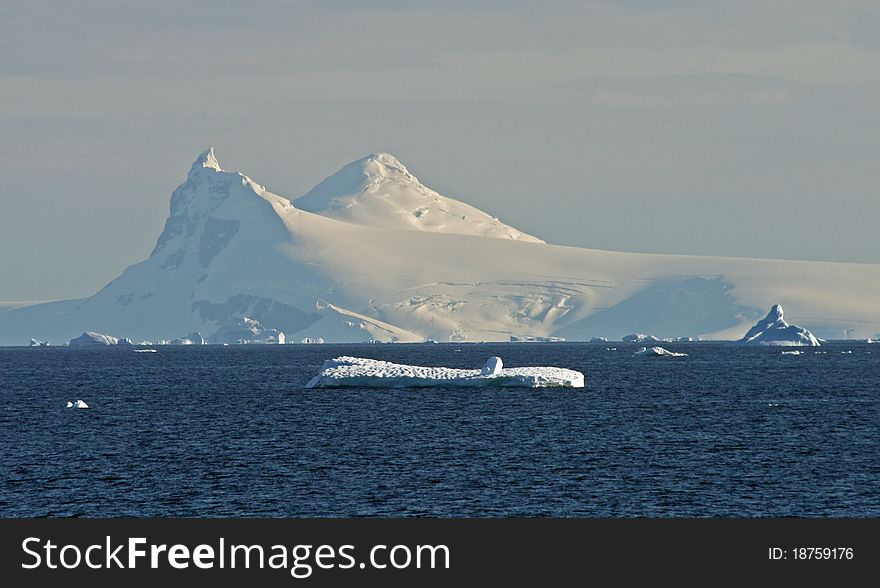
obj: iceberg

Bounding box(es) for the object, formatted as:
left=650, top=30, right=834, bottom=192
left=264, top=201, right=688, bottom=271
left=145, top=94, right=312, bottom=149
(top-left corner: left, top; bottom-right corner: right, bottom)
left=737, top=305, right=821, bottom=346
left=633, top=346, right=688, bottom=358
left=68, top=331, right=118, bottom=346
left=170, top=331, right=206, bottom=345
left=305, top=356, right=584, bottom=389
left=211, top=317, right=285, bottom=344
left=510, top=335, right=565, bottom=342
left=781, top=350, right=803, bottom=355
left=66, top=400, right=89, bottom=409
left=481, top=356, right=503, bottom=375
left=29, top=338, right=49, bottom=347
left=623, top=333, right=661, bottom=343
left=590, top=337, right=608, bottom=343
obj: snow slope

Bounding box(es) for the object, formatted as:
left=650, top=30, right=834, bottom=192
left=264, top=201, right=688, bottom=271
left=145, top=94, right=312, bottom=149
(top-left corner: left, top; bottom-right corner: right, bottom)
left=1, top=149, right=879, bottom=345
left=295, top=153, right=544, bottom=243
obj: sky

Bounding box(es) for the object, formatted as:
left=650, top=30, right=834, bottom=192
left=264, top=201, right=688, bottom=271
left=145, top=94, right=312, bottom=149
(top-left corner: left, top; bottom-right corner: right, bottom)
left=1, top=0, right=878, bottom=300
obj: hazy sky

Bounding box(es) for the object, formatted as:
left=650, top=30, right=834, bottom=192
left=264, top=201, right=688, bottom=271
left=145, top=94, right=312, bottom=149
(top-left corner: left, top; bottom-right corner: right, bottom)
left=1, top=1, right=878, bottom=300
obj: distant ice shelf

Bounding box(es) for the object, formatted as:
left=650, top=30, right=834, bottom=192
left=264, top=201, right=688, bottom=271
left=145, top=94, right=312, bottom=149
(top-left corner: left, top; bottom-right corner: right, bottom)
left=305, top=356, right=585, bottom=389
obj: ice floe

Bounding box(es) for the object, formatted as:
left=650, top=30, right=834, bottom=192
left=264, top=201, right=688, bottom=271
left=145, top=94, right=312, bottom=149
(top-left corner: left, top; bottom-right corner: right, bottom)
left=305, top=356, right=584, bottom=388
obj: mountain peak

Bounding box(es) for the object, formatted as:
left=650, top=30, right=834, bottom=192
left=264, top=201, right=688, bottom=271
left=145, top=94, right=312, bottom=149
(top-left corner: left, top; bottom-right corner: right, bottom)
left=294, top=153, right=544, bottom=243
left=340, top=152, right=412, bottom=183
left=190, top=147, right=222, bottom=174
left=359, top=151, right=408, bottom=172
left=766, top=304, right=784, bottom=322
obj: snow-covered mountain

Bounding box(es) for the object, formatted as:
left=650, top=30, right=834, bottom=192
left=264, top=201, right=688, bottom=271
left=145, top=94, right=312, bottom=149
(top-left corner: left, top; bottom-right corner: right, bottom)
left=1, top=149, right=879, bottom=345
left=295, top=152, right=543, bottom=243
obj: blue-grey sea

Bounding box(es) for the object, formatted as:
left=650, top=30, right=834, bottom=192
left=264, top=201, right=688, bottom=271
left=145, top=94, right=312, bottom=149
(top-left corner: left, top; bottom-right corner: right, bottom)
left=1, top=342, right=877, bottom=517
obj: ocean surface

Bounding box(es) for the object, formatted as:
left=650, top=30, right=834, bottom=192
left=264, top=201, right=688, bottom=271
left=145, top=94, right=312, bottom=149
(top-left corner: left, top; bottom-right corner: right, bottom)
left=0, top=342, right=877, bottom=517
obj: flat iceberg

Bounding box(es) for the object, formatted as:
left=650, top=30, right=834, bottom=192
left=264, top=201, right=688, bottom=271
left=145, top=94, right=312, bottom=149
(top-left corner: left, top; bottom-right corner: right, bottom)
left=68, top=331, right=118, bottom=346
left=305, top=356, right=584, bottom=389
left=737, top=305, right=820, bottom=346
left=633, top=346, right=688, bottom=358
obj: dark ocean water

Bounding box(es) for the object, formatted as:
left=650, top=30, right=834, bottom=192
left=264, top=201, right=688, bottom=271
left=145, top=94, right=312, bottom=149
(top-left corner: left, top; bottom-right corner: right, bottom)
left=0, top=342, right=877, bottom=517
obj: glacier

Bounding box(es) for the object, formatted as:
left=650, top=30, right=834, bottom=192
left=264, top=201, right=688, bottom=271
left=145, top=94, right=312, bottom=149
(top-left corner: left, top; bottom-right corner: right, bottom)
left=305, top=356, right=585, bottom=389
left=1, top=149, right=879, bottom=345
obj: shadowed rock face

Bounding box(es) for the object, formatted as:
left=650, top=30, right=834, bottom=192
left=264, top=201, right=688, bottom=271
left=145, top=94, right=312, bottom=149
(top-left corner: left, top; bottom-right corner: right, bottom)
left=192, top=294, right=319, bottom=339
left=198, top=217, right=239, bottom=267
left=737, top=304, right=820, bottom=346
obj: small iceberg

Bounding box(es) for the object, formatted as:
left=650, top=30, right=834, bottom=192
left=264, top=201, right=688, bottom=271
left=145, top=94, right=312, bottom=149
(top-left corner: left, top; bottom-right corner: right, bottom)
left=633, top=346, right=688, bottom=358
left=133, top=348, right=157, bottom=353
left=305, top=356, right=584, bottom=388
left=66, top=400, right=89, bottom=409
left=781, top=350, right=803, bottom=355
left=481, top=356, right=503, bottom=375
